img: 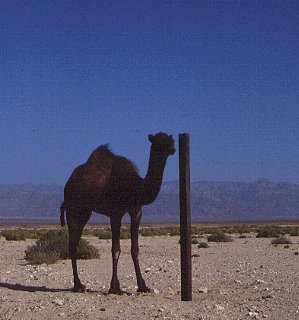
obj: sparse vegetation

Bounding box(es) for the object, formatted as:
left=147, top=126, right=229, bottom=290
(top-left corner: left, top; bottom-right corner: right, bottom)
left=207, top=230, right=233, bottom=242
left=25, top=229, right=100, bottom=264
left=1, top=224, right=298, bottom=242
left=289, top=229, right=299, bottom=236
left=1, top=228, right=48, bottom=241
left=80, top=224, right=299, bottom=239
left=91, top=228, right=131, bottom=239
left=1, top=230, right=27, bottom=241
left=198, top=242, right=209, bottom=248
left=140, top=227, right=180, bottom=237
left=271, top=236, right=292, bottom=245
left=95, top=229, right=112, bottom=239
left=256, top=227, right=283, bottom=238
left=191, top=238, right=200, bottom=244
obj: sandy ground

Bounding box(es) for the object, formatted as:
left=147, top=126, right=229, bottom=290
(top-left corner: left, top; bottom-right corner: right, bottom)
left=0, top=233, right=298, bottom=320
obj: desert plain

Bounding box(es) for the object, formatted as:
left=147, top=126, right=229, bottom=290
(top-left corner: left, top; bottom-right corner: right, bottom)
left=0, top=224, right=298, bottom=320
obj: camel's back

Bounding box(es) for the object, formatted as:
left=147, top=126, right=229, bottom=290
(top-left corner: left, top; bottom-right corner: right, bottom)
left=87, top=145, right=139, bottom=180
left=64, top=145, right=139, bottom=201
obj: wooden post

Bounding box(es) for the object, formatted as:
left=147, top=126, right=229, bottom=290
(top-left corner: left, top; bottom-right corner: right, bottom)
left=179, top=133, right=192, bottom=301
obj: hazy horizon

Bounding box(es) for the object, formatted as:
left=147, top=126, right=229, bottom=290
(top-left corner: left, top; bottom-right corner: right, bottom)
left=1, top=177, right=299, bottom=187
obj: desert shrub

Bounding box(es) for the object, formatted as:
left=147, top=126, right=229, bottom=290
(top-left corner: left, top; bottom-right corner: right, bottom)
left=207, top=231, right=233, bottom=242
left=25, top=250, right=61, bottom=265
left=232, top=225, right=252, bottom=234
left=76, top=239, right=100, bottom=259
left=25, top=229, right=100, bottom=264
left=289, top=229, right=299, bottom=236
left=120, top=230, right=131, bottom=239
left=256, top=227, right=282, bottom=238
left=140, top=228, right=167, bottom=237
left=94, top=228, right=131, bottom=239
left=1, top=230, right=27, bottom=241
left=141, top=228, right=159, bottom=237
left=82, top=229, right=94, bottom=236
left=191, top=238, right=200, bottom=244
left=90, top=229, right=111, bottom=239
left=198, top=242, right=209, bottom=248
left=140, top=228, right=153, bottom=237
left=167, top=227, right=180, bottom=236
left=1, top=228, right=58, bottom=241
left=271, top=236, right=292, bottom=245
left=97, top=230, right=112, bottom=239
left=280, top=226, right=299, bottom=236
left=191, top=227, right=204, bottom=237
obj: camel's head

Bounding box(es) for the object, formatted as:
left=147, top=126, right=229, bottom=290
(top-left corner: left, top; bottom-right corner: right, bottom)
left=148, top=132, right=176, bottom=156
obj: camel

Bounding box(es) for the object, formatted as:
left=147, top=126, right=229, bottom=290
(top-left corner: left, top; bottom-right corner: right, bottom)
left=60, top=132, right=175, bottom=293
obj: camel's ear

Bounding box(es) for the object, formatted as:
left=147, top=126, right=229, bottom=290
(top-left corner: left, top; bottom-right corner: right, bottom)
left=148, top=134, right=154, bottom=143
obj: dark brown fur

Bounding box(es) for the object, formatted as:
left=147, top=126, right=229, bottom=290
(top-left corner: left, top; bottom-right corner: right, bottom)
left=61, top=133, right=175, bottom=293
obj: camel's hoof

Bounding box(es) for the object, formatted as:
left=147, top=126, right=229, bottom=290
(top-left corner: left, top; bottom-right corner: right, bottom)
left=108, top=287, right=132, bottom=295
left=137, top=286, right=152, bottom=293
left=108, top=287, right=124, bottom=295
left=73, top=284, right=86, bottom=293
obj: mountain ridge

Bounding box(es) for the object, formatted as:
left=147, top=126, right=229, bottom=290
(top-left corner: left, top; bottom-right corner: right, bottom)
left=0, top=180, right=299, bottom=223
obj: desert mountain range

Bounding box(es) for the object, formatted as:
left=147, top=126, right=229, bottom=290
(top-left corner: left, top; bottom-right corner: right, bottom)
left=0, top=179, right=299, bottom=223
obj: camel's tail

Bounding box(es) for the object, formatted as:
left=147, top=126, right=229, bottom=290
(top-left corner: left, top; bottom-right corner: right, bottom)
left=60, top=202, right=66, bottom=227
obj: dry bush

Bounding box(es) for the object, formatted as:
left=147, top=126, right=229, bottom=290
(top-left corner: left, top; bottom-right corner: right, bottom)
left=198, top=242, right=209, bottom=248
left=25, top=229, right=100, bottom=264
left=207, top=230, right=233, bottom=242
left=271, top=236, right=292, bottom=245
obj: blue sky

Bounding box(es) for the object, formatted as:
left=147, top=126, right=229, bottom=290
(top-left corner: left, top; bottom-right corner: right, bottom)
left=1, top=0, right=298, bottom=185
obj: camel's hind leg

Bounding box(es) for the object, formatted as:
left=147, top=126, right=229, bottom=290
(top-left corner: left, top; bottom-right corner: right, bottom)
left=130, top=209, right=151, bottom=293
left=66, top=209, right=91, bottom=292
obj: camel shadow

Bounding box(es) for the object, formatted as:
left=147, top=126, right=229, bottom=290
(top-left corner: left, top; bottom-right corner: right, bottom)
left=0, top=281, right=107, bottom=294
left=0, top=282, right=71, bottom=293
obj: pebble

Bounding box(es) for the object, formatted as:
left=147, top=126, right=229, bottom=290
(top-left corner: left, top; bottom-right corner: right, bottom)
left=252, top=279, right=266, bottom=285
left=262, top=294, right=273, bottom=299
left=248, top=311, right=259, bottom=318
left=2, top=230, right=299, bottom=319
left=214, top=304, right=225, bottom=311
left=52, top=298, right=64, bottom=306
left=198, top=287, right=208, bottom=293
left=145, top=268, right=151, bottom=273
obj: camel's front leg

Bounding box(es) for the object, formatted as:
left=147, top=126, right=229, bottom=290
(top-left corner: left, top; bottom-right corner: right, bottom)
left=130, top=209, right=151, bottom=293
left=109, top=216, right=123, bottom=294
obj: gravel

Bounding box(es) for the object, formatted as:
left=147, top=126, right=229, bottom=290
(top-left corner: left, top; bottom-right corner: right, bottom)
left=0, top=233, right=298, bottom=319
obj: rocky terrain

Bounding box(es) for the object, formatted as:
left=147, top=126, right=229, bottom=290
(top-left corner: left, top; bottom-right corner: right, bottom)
left=0, top=231, right=298, bottom=319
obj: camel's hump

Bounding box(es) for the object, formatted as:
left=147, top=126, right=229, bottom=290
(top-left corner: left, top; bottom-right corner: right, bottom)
left=86, top=144, right=113, bottom=165
left=86, top=145, right=139, bottom=175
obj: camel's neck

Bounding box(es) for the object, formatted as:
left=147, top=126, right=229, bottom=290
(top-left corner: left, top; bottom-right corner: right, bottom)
left=140, top=148, right=168, bottom=205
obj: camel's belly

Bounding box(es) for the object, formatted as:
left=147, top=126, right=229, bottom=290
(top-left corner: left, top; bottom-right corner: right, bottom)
left=92, top=192, right=137, bottom=216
